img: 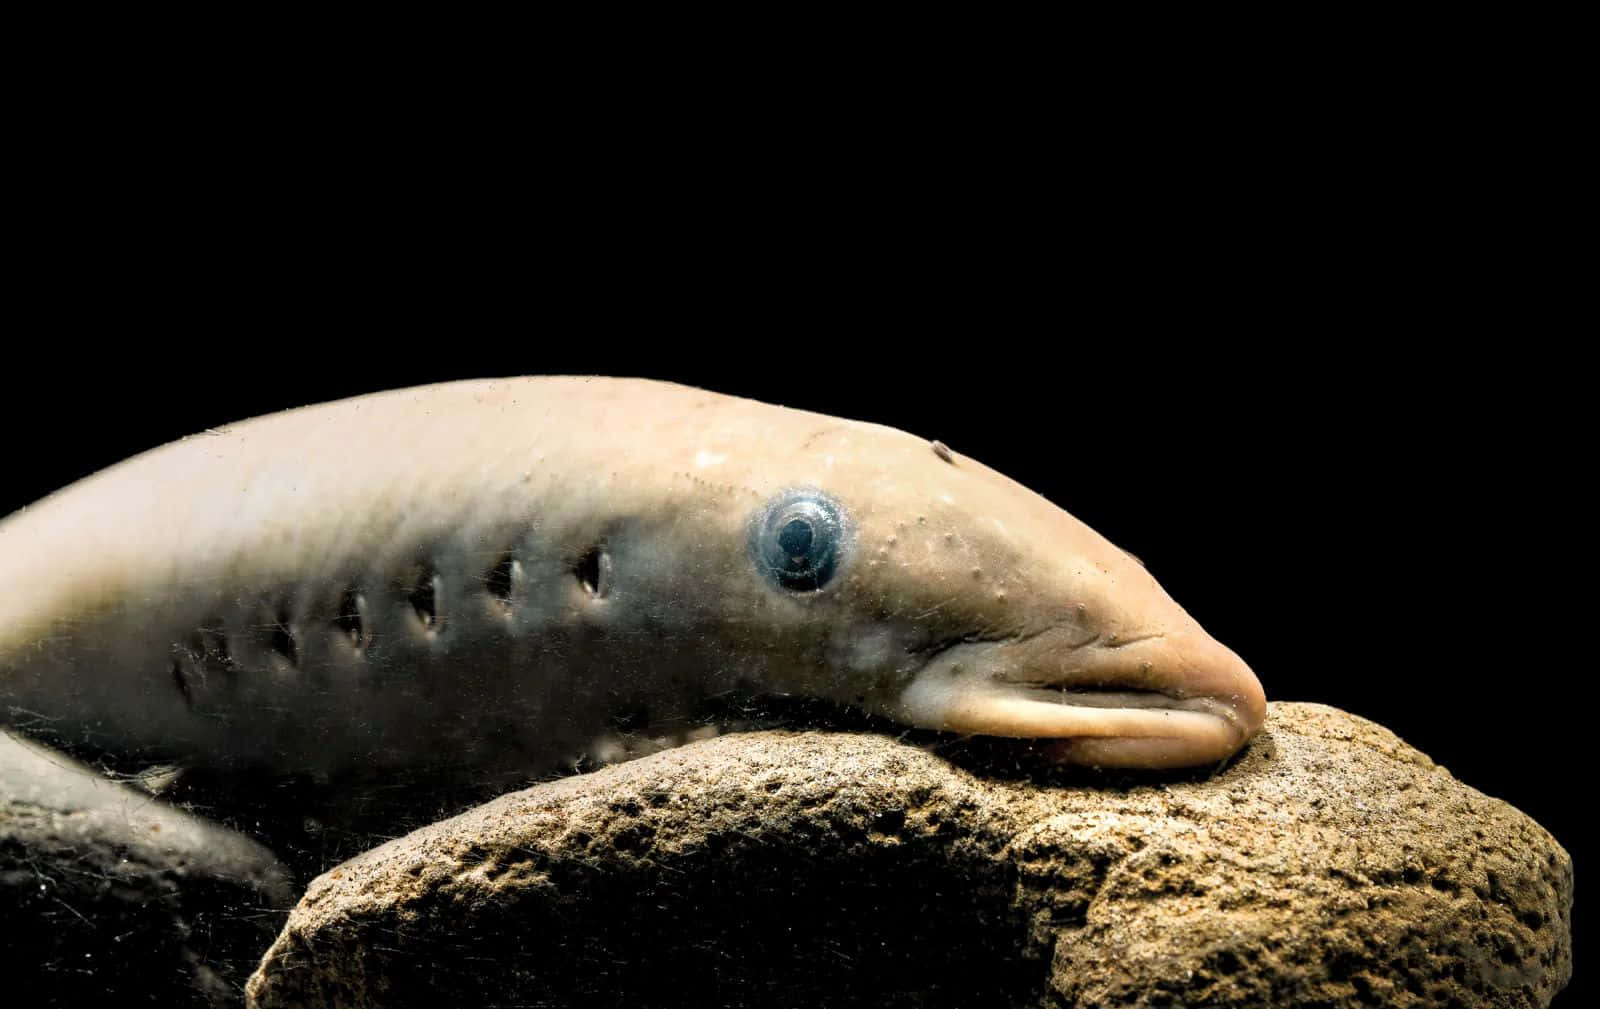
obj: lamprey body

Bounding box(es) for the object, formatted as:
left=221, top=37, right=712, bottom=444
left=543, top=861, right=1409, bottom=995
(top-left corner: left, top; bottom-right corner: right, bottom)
left=0, top=378, right=1265, bottom=788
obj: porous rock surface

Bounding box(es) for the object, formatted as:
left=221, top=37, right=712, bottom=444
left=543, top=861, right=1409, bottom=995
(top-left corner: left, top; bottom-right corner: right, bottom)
left=247, top=703, right=1573, bottom=1009
left=1, top=730, right=294, bottom=1008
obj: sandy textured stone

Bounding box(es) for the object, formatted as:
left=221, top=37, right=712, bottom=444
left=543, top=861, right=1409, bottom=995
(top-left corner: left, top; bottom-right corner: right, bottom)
left=0, top=731, right=294, bottom=1008
left=247, top=703, right=1573, bottom=1009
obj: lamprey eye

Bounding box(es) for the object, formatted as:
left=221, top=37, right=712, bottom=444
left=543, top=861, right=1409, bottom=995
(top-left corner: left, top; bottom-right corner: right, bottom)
left=752, top=491, right=849, bottom=591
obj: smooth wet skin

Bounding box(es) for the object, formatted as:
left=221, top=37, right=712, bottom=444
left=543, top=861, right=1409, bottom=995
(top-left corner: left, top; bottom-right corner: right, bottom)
left=0, top=377, right=1266, bottom=793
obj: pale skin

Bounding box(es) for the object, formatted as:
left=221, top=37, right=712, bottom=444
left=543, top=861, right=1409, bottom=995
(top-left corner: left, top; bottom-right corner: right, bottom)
left=0, top=378, right=1266, bottom=808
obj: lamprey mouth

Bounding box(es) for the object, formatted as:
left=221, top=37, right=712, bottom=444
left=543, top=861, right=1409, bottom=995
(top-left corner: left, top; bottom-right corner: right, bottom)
left=897, top=680, right=1249, bottom=768
left=889, top=627, right=1267, bottom=769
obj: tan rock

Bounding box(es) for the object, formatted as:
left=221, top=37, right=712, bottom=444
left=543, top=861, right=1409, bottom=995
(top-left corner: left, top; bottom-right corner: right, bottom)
left=247, top=703, right=1573, bottom=1008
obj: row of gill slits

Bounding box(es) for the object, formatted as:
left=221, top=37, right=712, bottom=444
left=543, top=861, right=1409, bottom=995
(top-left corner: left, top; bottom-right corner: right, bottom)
left=168, top=543, right=613, bottom=708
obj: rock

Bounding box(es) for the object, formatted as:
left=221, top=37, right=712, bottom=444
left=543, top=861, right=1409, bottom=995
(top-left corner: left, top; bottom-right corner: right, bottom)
left=1, top=730, right=294, bottom=1008
left=246, top=703, right=1573, bottom=1009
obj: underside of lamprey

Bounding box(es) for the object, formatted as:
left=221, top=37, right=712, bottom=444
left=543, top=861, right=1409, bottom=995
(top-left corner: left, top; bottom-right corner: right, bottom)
left=0, top=378, right=1266, bottom=802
